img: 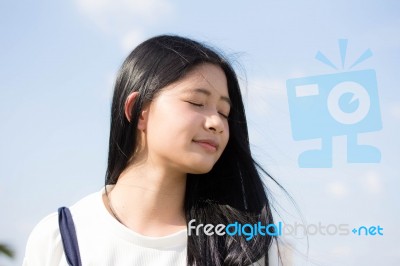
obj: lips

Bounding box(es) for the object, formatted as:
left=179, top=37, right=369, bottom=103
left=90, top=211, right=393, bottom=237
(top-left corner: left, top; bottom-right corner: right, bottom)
left=193, top=139, right=219, bottom=151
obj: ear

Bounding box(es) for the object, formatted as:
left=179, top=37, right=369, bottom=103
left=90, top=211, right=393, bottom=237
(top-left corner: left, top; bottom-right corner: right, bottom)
left=124, top=91, right=139, bottom=122
left=137, top=104, right=150, bottom=131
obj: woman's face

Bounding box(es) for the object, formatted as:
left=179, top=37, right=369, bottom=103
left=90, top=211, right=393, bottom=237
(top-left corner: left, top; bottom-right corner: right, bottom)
left=142, top=63, right=230, bottom=174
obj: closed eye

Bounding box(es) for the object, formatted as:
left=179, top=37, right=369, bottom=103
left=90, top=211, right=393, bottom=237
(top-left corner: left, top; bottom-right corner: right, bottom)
left=219, top=112, right=229, bottom=119
left=187, top=101, right=204, bottom=107
left=187, top=101, right=229, bottom=119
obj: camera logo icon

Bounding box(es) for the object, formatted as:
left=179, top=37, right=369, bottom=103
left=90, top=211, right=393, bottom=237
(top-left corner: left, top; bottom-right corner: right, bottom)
left=286, top=40, right=382, bottom=168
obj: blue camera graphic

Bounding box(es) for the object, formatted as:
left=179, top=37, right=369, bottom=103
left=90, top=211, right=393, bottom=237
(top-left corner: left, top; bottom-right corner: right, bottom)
left=286, top=40, right=382, bottom=168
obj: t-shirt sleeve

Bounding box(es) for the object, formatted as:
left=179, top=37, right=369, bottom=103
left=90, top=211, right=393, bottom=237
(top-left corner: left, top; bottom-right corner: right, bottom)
left=22, top=212, right=66, bottom=266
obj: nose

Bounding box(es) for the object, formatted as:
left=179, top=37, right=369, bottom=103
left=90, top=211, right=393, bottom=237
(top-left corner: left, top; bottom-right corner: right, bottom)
left=205, top=113, right=225, bottom=134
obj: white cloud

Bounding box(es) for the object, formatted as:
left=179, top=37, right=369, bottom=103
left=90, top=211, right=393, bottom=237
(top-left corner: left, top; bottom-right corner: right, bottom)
left=330, top=245, right=352, bottom=257
left=75, top=0, right=172, bottom=28
left=248, top=77, right=287, bottom=97
left=75, top=0, right=174, bottom=100
left=326, top=181, right=349, bottom=199
left=364, top=171, right=383, bottom=194
left=121, top=30, right=145, bottom=54
left=287, top=71, right=308, bottom=80
left=74, top=0, right=173, bottom=50
left=243, top=77, right=288, bottom=116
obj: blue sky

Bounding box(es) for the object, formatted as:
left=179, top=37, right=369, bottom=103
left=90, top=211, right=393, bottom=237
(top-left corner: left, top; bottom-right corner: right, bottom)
left=1, top=1, right=399, bottom=265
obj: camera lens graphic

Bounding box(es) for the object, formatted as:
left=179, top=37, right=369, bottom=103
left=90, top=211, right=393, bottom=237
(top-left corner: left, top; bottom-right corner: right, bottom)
left=327, top=81, right=371, bottom=125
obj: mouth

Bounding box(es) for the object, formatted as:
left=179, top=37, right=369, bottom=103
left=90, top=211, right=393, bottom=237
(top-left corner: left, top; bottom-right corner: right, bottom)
left=193, top=139, right=219, bottom=152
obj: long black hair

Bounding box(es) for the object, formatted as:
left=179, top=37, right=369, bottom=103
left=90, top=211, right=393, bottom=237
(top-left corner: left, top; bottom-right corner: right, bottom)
left=106, top=35, right=281, bottom=266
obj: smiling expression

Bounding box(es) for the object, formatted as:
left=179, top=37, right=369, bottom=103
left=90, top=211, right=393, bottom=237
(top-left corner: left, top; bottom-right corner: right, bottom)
left=141, top=63, right=231, bottom=174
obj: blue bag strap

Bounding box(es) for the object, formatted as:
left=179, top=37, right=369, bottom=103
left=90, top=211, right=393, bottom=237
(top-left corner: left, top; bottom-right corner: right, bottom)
left=58, top=207, right=82, bottom=266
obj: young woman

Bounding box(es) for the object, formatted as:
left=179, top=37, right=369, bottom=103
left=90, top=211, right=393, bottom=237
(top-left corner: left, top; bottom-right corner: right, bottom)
left=23, top=35, right=281, bottom=266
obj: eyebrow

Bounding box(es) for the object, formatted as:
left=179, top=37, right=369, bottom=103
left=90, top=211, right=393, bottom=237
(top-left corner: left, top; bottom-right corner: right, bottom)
left=187, top=88, right=232, bottom=106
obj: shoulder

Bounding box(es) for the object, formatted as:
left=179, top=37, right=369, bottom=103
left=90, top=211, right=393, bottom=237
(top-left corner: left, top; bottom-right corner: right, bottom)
left=23, top=190, right=101, bottom=266
left=23, top=212, right=65, bottom=265
left=27, top=211, right=60, bottom=242
left=69, top=189, right=102, bottom=216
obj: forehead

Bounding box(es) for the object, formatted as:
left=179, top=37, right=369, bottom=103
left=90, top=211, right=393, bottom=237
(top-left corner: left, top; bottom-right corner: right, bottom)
left=161, top=63, right=230, bottom=100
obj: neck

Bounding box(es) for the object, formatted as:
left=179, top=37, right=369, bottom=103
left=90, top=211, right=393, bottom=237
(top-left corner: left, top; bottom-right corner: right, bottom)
left=104, top=161, right=187, bottom=237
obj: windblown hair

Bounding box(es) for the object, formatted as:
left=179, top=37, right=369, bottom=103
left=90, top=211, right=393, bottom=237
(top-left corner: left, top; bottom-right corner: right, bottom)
left=106, top=35, right=280, bottom=266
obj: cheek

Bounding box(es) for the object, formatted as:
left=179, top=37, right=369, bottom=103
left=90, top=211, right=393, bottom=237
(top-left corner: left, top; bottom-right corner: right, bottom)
left=221, top=128, right=230, bottom=150
left=146, top=104, right=199, bottom=146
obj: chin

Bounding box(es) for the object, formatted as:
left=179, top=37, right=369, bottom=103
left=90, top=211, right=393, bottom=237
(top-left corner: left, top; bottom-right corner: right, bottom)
left=187, top=162, right=215, bottom=174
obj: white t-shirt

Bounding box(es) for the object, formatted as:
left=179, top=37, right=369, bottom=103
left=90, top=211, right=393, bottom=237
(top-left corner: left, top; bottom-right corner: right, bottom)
left=23, top=187, right=265, bottom=266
